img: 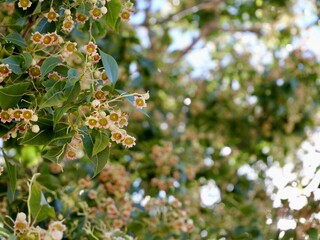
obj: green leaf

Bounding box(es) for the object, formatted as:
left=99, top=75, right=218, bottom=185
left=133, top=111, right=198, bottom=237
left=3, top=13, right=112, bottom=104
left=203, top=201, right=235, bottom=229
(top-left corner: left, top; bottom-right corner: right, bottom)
left=4, top=32, right=26, bottom=48
left=32, top=1, right=42, bottom=15
left=0, top=82, right=30, bottom=109
left=82, top=130, right=93, bottom=158
left=92, top=146, right=110, bottom=177
left=48, top=128, right=73, bottom=146
left=53, top=106, right=71, bottom=127
left=65, top=82, right=81, bottom=105
left=92, top=130, right=109, bottom=156
left=2, top=150, right=17, bottom=198
left=43, top=146, right=66, bottom=162
left=29, top=182, right=56, bottom=223
left=40, top=57, right=61, bottom=77
left=35, top=18, right=56, bottom=33
left=1, top=56, right=22, bottom=74
left=105, top=0, right=122, bottom=31
left=66, top=68, right=79, bottom=88
left=116, top=89, right=149, bottom=117
left=20, top=52, right=32, bottom=70
left=99, top=49, right=118, bottom=84
left=40, top=81, right=67, bottom=108
left=37, top=174, right=60, bottom=191
left=21, top=130, right=52, bottom=146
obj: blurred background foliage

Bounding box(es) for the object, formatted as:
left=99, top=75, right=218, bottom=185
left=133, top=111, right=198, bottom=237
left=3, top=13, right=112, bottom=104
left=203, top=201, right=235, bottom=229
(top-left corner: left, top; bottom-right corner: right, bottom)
left=119, top=0, right=320, bottom=239
left=1, top=0, right=320, bottom=239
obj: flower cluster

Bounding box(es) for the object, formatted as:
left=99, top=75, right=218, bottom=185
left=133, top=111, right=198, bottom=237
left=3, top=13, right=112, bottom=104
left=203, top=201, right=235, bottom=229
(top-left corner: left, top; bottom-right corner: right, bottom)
left=119, top=1, right=134, bottom=22
left=148, top=142, right=182, bottom=191
left=142, top=197, right=194, bottom=234
left=98, top=163, right=131, bottom=196
left=99, top=197, right=133, bottom=230
left=31, top=32, right=63, bottom=46
left=13, top=212, right=66, bottom=240
left=0, top=108, right=39, bottom=141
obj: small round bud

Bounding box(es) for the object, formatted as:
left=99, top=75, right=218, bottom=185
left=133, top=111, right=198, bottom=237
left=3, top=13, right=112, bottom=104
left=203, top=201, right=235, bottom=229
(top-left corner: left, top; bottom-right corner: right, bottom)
left=64, top=9, right=71, bottom=15
left=94, top=71, right=101, bottom=79
left=31, top=115, right=38, bottom=122
left=31, top=59, right=37, bottom=66
left=101, top=6, right=108, bottom=14
left=32, top=125, right=40, bottom=133
left=11, top=131, right=17, bottom=138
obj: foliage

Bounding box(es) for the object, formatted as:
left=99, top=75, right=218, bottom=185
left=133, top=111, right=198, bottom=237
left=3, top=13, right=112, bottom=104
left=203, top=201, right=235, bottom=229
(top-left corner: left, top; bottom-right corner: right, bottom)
left=1, top=0, right=320, bottom=239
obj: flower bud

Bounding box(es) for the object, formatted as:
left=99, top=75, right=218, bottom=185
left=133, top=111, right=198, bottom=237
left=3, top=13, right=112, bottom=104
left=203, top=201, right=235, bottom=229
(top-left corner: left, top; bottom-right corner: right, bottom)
left=64, top=9, right=71, bottom=15
left=32, top=125, right=40, bottom=133
left=101, top=6, right=108, bottom=14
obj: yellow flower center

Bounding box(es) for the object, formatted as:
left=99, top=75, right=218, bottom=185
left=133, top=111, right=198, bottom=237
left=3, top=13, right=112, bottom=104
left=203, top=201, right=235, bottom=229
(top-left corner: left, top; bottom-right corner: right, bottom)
left=109, top=113, right=119, bottom=122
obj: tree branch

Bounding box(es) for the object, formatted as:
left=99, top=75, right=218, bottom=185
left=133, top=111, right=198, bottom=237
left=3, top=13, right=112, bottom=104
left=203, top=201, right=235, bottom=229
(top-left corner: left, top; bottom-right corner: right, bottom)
left=174, top=22, right=262, bottom=63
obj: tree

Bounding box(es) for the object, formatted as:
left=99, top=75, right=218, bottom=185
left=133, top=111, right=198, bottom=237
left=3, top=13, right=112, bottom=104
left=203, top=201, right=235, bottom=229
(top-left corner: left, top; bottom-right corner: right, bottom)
left=0, top=0, right=320, bottom=239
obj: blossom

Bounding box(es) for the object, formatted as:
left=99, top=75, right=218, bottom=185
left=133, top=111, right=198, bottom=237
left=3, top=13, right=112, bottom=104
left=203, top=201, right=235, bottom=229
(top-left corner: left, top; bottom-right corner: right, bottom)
left=89, top=6, right=104, bottom=20
left=122, top=135, right=136, bottom=148
left=0, top=110, right=12, bottom=123
left=101, top=70, right=109, bottom=81
left=91, top=53, right=101, bottom=63
left=133, top=96, right=147, bottom=109
left=84, top=42, right=98, bottom=55
left=18, top=0, right=32, bottom=10
left=108, top=111, right=121, bottom=123
left=111, top=130, right=125, bottom=143
left=50, top=32, right=63, bottom=45
left=65, top=147, right=77, bottom=160
left=44, top=8, right=59, bottom=22
left=31, top=32, right=43, bottom=44
left=14, top=212, right=28, bottom=232
left=119, top=9, right=131, bottom=22
left=118, top=116, right=128, bottom=128
left=98, top=116, right=110, bottom=129
left=0, top=64, right=12, bottom=78
left=88, top=189, right=98, bottom=199
left=124, top=1, right=134, bottom=10
left=62, top=16, right=75, bottom=32
left=93, top=89, right=106, bottom=100
left=63, top=41, right=77, bottom=56
left=29, top=65, right=41, bottom=78
left=85, top=116, right=99, bottom=129
left=91, top=99, right=101, bottom=109
left=41, top=34, right=54, bottom=46
left=76, top=13, right=88, bottom=24
left=113, top=219, right=124, bottom=229
left=48, top=71, right=62, bottom=81
left=21, top=109, right=38, bottom=122
left=48, top=221, right=67, bottom=232
left=48, top=221, right=66, bottom=240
